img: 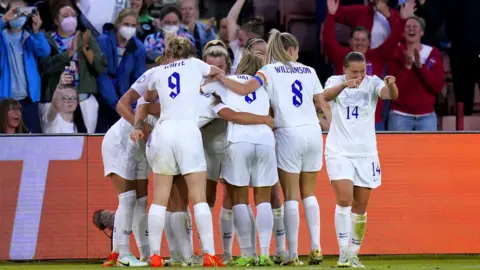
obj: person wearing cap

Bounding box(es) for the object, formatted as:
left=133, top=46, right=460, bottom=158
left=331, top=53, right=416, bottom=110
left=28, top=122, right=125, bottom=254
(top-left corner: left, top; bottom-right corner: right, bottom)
left=387, top=16, right=444, bottom=131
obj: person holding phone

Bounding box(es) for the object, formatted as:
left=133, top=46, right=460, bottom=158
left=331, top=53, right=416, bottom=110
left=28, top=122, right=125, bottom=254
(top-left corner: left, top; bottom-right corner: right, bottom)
left=0, top=0, right=50, bottom=133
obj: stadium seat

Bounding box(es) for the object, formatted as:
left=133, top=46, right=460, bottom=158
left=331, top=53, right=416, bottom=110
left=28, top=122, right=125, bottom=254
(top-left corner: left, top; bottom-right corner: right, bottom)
left=289, top=21, right=317, bottom=53
left=441, top=115, right=480, bottom=131
left=280, top=0, right=316, bottom=26
left=253, top=0, right=279, bottom=26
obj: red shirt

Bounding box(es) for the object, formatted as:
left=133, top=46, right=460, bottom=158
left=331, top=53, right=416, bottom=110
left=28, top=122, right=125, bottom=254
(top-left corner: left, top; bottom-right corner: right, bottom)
left=334, top=3, right=400, bottom=34
left=388, top=44, right=445, bottom=115
left=322, top=13, right=404, bottom=123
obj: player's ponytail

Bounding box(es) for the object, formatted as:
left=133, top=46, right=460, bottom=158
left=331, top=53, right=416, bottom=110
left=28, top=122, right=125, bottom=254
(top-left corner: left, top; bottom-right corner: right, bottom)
left=235, top=52, right=263, bottom=76
left=266, top=29, right=299, bottom=68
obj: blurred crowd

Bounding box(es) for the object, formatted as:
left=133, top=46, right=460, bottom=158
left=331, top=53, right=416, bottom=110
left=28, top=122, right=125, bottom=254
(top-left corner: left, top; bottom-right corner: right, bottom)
left=0, top=0, right=478, bottom=134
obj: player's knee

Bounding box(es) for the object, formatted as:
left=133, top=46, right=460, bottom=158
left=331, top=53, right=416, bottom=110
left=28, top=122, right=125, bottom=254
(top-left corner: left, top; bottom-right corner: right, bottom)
left=337, top=195, right=353, bottom=207
left=352, top=200, right=368, bottom=214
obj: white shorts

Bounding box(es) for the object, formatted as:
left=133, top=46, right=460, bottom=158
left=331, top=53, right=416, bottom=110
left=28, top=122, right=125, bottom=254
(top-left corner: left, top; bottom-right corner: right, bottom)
left=102, top=123, right=137, bottom=180
left=201, top=119, right=227, bottom=181
left=275, top=124, right=323, bottom=173
left=147, top=121, right=207, bottom=175
left=326, top=155, right=381, bottom=189
left=221, top=143, right=278, bottom=187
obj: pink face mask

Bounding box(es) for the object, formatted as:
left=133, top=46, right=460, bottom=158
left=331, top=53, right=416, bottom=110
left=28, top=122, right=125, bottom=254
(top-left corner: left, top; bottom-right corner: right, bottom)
left=61, top=17, right=77, bottom=35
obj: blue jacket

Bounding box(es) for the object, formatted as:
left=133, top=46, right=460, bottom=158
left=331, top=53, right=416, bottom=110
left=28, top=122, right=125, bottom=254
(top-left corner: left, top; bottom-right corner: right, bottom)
left=0, top=20, right=51, bottom=102
left=181, top=21, right=216, bottom=57
left=96, top=31, right=146, bottom=110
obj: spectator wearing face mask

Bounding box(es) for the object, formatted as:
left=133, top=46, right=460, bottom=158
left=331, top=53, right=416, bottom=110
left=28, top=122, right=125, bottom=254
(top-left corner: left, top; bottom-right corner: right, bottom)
left=0, top=98, right=29, bottom=134
left=387, top=16, right=443, bottom=131
left=42, top=69, right=88, bottom=133
left=39, top=2, right=107, bottom=134
left=96, top=8, right=146, bottom=132
left=0, top=0, right=50, bottom=133
left=143, top=4, right=195, bottom=64
left=323, top=0, right=407, bottom=130
left=178, top=0, right=216, bottom=58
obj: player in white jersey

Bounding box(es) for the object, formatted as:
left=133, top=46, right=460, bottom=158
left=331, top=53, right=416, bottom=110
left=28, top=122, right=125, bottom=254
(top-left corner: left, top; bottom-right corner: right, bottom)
left=216, top=29, right=331, bottom=266
left=101, top=67, right=161, bottom=267
left=323, top=52, right=398, bottom=268
left=140, top=36, right=225, bottom=267
left=203, top=53, right=277, bottom=267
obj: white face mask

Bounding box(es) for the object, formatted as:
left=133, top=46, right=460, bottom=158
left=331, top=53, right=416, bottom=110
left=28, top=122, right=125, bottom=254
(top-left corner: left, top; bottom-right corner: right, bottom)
left=119, top=26, right=136, bottom=40
left=162, top=25, right=179, bottom=33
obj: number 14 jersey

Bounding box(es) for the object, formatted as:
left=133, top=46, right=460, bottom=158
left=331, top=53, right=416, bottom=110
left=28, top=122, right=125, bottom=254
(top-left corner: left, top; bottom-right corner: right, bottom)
left=254, top=62, right=323, bottom=129
left=325, top=75, right=385, bottom=157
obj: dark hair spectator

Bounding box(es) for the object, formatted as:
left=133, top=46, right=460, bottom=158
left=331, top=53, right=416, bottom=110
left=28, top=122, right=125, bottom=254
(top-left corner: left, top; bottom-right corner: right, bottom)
left=38, top=1, right=107, bottom=134
left=387, top=16, right=444, bottom=131
left=0, top=0, right=51, bottom=133
left=96, top=8, right=146, bottom=132
left=0, top=98, right=29, bottom=134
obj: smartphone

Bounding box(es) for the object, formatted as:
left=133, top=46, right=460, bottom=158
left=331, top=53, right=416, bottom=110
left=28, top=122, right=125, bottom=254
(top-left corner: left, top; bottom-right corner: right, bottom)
left=16, top=7, right=37, bottom=17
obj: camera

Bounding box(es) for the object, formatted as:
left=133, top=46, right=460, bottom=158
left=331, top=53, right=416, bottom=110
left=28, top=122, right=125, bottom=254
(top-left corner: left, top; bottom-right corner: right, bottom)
left=15, top=7, right=37, bottom=17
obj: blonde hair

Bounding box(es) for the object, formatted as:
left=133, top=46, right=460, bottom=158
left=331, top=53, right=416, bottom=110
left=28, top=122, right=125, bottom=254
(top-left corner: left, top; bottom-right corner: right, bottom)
left=202, top=40, right=231, bottom=73
left=165, top=36, right=196, bottom=60
left=236, top=53, right=263, bottom=76
left=114, top=8, right=138, bottom=27
left=266, top=29, right=299, bottom=68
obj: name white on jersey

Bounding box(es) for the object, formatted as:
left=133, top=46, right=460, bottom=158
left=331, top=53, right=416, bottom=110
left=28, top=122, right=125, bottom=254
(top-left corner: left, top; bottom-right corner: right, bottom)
left=255, top=62, right=323, bottom=128
left=325, top=75, right=385, bottom=157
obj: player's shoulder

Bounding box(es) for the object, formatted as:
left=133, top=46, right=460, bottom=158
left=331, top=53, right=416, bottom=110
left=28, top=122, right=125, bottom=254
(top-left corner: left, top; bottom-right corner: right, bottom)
left=364, top=75, right=383, bottom=85
left=325, top=75, right=344, bottom=86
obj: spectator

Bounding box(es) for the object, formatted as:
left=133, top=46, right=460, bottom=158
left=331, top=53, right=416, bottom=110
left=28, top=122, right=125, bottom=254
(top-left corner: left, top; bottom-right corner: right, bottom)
left=178, top=0, right=216, bottom=57
left=216, top=16, right=234, bottom=62
left=132, top=0, right=155, bottom=41
left=0, top=98, right=29, bottom=134
left=96, top=8, right=146, bottom=132
left=333, top=0, right=415, bottom=49
left=143, top=4, right=194, bottom=64
left=0, top=0, right=50, bottom=133
left=323, top=0, right=406, bottom=130
left=226, top=0, right=264, bottom=72
left=420, top=0, right=480, bottom=116
left=76, top=0, right=129, bottom=36
left=42, top=70, right=87, bottom=133
left=39, top=2, right=107, bottom=134
left=387, top=16, right=444, bottom=131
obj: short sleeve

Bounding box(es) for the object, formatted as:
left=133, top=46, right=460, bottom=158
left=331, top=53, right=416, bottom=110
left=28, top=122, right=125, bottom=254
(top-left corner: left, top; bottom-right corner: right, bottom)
left=211, top=102, right=229, bottom=115
left=193, top=58, right=211, bottom=77
left=372, top=76, right=385, bottom=97
left=201, top=81, right=226, bottom=96
left=253, top=65, right=270, bottom=87
left=312, top=71, right=324, bottom=94
left=324, top=75, right=343, bottom=88
left=147, top=75, right=157, bottom=91
left=131, top=69, right=155, bottom=95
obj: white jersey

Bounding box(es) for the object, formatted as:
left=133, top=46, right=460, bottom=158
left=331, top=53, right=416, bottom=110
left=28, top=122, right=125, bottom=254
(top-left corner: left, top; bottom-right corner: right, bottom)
left=148, top=58, right=211, bottom=124
left=325, top=75, right=385, bottom=157
left=204, top=74, right=274, bottom=147
left=132, top=67, right=161, bottom=106
left=254, top=62, right=323, bottom=128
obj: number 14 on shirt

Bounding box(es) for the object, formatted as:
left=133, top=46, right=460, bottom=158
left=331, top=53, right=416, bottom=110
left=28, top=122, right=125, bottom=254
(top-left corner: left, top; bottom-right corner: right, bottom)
left=346, top=106, right=359, bottom=119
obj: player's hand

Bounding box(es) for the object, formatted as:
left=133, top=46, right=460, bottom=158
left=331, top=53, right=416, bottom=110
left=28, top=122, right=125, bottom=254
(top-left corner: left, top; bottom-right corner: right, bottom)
left=384, top=75, right=396, bottom=85
left=263, top=115, right=274, bottom=129
left=344, top=78, right=362, bottom=88
left=31, top=13, right=42, bottom=33
left=130, top=129, right=145, bottom=142
left=215, top=72, right=227, bottom=83
left=327, top=0, right=339, bottom=15
left=204, top=17, right=216, bottom=32
left=413, top=48, right=422, bottom=68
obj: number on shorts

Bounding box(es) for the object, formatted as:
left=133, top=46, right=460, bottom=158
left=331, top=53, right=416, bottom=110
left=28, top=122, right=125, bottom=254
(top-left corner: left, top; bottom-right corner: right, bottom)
left=346, top=106, right=359, bottom=119
left=292, top=80, right=303, bottom=107
left=372, top=161, right=381, bottom=176
left=168, top=72, right=181, bottom=99
left=245, top=91, right=257, bottom=104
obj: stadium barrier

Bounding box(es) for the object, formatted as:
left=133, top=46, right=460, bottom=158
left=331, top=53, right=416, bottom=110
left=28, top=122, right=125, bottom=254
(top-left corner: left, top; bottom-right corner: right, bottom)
left=1, top=134, right=480, bottom=260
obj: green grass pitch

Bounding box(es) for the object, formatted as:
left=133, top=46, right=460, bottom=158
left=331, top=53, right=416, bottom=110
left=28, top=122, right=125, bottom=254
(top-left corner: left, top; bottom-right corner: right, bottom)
left=1, top=256, right=480, bottom=270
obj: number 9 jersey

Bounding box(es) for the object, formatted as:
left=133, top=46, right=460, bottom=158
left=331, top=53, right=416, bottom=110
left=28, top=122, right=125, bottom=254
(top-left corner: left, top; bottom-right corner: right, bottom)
left=324, top=75, right=385, bottom=158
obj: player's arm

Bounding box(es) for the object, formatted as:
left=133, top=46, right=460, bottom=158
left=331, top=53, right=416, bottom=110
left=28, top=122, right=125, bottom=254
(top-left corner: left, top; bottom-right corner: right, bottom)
left=323, top=77, right=362, bottom=101
left=215, top=105, right=274, bottom=128
left=217, top=74, right=260, bottom=95
left=131, top=103, right=160, bottom=142
left=116, top=89, right=141, bottom=125
left=313, top=93, right=332, bottom=124
left=379, top=75, right=399, bottom=100
left=318, top=111, right=330, bottom=131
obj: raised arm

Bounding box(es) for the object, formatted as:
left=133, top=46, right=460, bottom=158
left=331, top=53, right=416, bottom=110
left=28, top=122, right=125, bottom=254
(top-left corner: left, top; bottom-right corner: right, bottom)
left=226, top=0, right=245, bottom=42
left=217, top=74, right=260, bottom=95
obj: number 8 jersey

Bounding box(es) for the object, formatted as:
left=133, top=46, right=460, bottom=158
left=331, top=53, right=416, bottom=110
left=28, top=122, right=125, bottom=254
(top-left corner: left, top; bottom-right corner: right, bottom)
left=254, top=62, right=323, bottom=128
left=325, top=75, right=385, bottom=157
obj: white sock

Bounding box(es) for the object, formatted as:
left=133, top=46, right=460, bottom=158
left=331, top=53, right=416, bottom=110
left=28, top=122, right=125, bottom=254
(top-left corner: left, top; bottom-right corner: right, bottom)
left=232, top=204, right=252, bottom=257
left=247, top=205, right=257, bottom=256
left=148, top=204, right=167, bottom=256
left=335, top=205, right=352, bottom=252
left=171, top=212, right=193, bottom=259
left=113, top=190, right=136, bottom=258
left=349, top=212, right=367, bottom=256
left=256, top=202, right=273, bottom=256
left=186, top=208, right=193, bottom=252
left=132, top=196, right=149, bottom=259
left=164, top=211, right=177, bottom=257
left=303, top=196, right=321, bottom=251
left=284, top=200, right=299, bottom=260
left=193, top=202, right=215, bottom=255
left=272, top=205, right=286, bottom=255
left=220, top=207, right=234, bottom=255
